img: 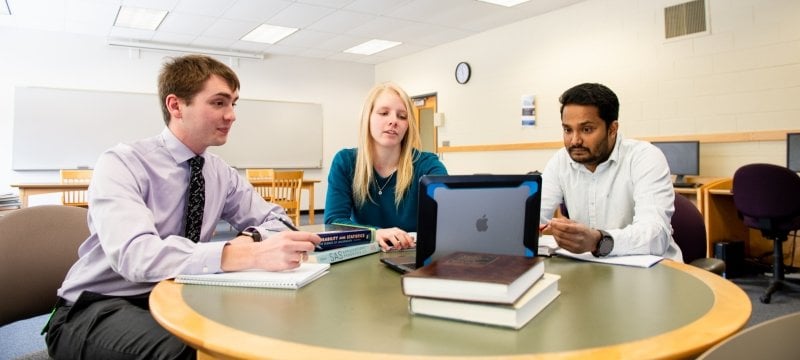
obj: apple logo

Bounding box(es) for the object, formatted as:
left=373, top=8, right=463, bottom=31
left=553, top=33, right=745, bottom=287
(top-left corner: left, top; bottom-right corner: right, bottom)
left=475, top=214, right=488, bottom=232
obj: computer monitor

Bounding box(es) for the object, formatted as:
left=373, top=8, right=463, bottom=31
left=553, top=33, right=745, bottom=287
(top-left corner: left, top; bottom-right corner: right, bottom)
left=788, top=132, right=800, bottom=172
left=651, top=141, right=700, bottom=187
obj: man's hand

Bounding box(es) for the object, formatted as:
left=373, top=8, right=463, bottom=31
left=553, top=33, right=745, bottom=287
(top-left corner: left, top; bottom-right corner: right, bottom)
left=542, top=218, right=601, bottom=254
left=221, top=231, right=321, bottom=272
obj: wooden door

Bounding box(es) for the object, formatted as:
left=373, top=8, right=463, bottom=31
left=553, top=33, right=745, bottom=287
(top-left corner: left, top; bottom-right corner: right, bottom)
left=411, top=94, right=437, bottom=153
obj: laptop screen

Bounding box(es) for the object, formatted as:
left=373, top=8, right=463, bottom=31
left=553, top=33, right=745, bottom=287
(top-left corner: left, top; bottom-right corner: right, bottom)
left=414, top=174, right=542, bottom=268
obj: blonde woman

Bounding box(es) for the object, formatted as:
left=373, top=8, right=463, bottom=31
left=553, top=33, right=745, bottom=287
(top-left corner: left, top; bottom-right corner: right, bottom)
left=325, top=82, right=447, bottom=251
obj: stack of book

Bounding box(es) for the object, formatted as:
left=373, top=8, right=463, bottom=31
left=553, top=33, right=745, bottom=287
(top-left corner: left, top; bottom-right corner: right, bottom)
left=401, top=251, right=559, bottom=329
left=0, top=192, right=21, bottom=211
left=300, top=223, right=379, bottom=264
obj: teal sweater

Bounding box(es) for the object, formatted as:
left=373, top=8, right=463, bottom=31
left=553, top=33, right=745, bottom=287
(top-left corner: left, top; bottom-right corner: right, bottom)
left=324, top=148, right=448, bottom=231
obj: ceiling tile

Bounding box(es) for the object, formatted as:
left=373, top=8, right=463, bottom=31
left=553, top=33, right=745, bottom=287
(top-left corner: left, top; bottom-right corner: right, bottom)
left=386, top=0, right=463, bottom=23
left=159, top=13, right=216, bottom=35
left=262, top=43, right=305, bottom=56
left=266, top=2, right=336, bottom=29
left=172, top=0, right=236, bottom=17
left=315, top=34, right=370, bottom=52
left=276, top=29, right=336, bottom=48
left=108, top=26, right=155, bottom=40
left=306, top=10, right=374, bottom=34
left=296, top=0, right=352, bottom=9
left=201, top=18, right=258, bottom=39
left=345, top=16, right=413, bottom=39
left=222, top=0, right=291, bottom=22
left=343, top=0, right=412, bottom=16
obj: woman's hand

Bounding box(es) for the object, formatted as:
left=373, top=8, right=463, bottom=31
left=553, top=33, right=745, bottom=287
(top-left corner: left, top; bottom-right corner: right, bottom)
left=375, top=227, right=415, bottom=251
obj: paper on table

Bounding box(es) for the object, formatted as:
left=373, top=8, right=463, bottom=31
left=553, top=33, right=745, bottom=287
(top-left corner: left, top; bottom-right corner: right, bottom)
left=539, top=235, right=662, bottom=268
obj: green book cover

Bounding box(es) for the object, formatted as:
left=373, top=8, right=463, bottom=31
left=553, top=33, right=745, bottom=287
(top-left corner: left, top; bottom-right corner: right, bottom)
left=308, top=242, right=380, bottom=264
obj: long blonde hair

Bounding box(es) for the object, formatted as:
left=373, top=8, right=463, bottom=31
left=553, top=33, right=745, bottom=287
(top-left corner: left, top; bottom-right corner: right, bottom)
left=353, top=82, right=421, bottom=208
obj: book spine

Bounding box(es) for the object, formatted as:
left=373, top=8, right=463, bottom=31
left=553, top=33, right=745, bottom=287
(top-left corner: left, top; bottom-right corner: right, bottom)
left=309, top=242, right=380, bottom=264
left=317, top=229, right=372, bottom=251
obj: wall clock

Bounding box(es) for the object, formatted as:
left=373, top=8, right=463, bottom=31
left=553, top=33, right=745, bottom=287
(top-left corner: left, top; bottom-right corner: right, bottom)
left=455, top=61, right=471, bottom=84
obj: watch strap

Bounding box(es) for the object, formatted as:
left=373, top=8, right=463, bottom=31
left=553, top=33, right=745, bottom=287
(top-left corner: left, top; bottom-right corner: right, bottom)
left=238, top=226, right=262, bottom=242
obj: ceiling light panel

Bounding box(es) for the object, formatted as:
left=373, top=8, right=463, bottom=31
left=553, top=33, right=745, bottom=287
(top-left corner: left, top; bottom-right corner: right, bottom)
left=241, top=24, right=298, bottom=44
left=114, top=6, right=168, bottom=30
left=344, top=39, right=402, bottom=55
left=477, top=0, right=531, bottom=7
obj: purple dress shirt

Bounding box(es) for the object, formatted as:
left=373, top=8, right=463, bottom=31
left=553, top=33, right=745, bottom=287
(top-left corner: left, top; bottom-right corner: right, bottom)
left=58, top=128, right=287, bottom=303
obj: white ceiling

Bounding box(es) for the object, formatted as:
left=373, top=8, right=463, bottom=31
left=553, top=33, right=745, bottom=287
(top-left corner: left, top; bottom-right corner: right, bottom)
left=0, top=0, right=585, bottom=64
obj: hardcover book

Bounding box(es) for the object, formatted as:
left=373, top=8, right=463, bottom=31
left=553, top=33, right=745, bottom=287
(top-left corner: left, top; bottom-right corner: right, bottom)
left=308, top=242, right=381, bottom=264
left=409, top=273, right=560, bottom=329
left=298, top=223, right=372, bottom=251
left=401, top=251, right=544, bottom=304
left=175, top=263, right=330, bottom=290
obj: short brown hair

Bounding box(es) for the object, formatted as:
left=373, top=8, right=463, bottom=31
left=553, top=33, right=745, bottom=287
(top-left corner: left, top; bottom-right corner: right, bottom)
left=157, top=55, right=240, bottom=125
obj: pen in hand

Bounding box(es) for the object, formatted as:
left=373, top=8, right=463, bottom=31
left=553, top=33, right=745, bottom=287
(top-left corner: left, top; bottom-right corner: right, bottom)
left=276, top=216, right=324, bottom=251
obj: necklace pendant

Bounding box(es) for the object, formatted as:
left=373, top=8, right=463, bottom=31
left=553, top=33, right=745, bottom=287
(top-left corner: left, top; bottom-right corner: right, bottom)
left=378, top=190, right=383, bottom=195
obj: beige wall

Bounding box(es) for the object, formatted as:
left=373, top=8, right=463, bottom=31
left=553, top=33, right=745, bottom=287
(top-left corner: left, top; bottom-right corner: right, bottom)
left=3, top=0, right=798, bottom=208
left=376, top=0, right=800, bottom=178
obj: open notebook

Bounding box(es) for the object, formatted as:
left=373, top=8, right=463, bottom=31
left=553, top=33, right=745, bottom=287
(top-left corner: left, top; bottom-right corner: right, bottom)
left=175, top=263, right=330, bottom=289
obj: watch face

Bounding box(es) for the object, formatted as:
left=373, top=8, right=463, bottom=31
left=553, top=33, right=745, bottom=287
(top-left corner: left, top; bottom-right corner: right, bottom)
left=455, top=62, right=470, bottom=84
left=598, top=237, right=613, bottom=256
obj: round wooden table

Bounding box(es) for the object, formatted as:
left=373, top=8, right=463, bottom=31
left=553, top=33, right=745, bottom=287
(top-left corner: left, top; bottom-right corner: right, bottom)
left=150, top=255, right=750, bottom=359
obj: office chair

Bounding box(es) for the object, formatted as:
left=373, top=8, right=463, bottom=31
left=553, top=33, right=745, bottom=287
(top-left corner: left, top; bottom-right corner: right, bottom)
left=732, top=163, right=800, bottom=303
left=672, top=193, right=726, bottom=275
left=0, top=205, right=89, bottom=359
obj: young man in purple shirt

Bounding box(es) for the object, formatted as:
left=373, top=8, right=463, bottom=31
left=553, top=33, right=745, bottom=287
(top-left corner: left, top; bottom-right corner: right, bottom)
left=45, top=55, right=321, bottom=359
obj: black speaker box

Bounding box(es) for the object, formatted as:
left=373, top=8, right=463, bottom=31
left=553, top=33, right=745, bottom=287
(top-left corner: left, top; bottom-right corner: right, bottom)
left=714, top=241, right=745, bottom=278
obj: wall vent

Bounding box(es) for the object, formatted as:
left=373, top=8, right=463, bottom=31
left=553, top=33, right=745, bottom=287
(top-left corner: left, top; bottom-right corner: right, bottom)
left=664, top=0, right=707, bottom=39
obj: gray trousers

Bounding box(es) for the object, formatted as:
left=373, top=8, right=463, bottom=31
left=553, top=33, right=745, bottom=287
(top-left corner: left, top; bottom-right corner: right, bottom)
left=44, top=291, right=195, bottom=360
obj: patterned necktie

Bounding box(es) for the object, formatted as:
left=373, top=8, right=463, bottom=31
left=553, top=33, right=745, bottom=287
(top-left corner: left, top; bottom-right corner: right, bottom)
left=184, top=156, right=205, bottom=242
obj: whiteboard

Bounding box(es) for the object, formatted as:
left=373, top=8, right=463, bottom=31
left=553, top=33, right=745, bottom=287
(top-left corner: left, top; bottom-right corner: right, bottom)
left=12, top=87, right=323, bottom=170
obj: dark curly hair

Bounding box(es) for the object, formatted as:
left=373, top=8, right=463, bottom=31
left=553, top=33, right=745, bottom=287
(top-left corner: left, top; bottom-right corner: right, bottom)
left=559, top=83, right=619, bottom=127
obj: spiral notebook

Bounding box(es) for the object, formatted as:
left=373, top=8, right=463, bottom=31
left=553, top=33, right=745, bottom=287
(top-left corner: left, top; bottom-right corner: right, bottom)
left=175, top=263, right=330, bottom=289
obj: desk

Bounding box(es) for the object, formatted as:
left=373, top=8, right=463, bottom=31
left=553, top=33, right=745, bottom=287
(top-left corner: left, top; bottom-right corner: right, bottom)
left=702, top=178, right=799, bottom=265
left=150, top=255, right=750, bottom=359
left=10, top=183, right=88, bottom=208
left=12, top=179, right=320, bottom=224
left=250, top=179, right=320, bottom=224
left=673, top=176, right=722, bottom=213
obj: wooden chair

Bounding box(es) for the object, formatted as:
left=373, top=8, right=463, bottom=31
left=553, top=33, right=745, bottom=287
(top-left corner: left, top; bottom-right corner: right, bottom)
left=60, top=169, right=93, bottom=208
left=271, top=170, right=304, bottom=225
left=246, top=168, right=275, bottom=202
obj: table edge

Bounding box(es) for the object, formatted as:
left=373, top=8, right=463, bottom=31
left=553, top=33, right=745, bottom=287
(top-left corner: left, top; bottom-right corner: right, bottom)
left=150, top=259, right=751, bottom=360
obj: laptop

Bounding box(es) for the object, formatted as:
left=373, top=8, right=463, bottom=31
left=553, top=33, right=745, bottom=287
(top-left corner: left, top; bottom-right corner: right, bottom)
left=381, top=174, right=542, bottom=273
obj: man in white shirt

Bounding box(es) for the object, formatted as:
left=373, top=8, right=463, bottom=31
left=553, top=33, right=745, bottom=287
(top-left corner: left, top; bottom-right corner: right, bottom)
left=540, top=83, right=683, bottom=261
